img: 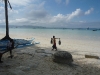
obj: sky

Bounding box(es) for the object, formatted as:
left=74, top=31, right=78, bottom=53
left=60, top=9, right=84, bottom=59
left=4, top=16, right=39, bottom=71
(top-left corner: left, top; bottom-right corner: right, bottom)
left=0, top=0, right=100, bottom=28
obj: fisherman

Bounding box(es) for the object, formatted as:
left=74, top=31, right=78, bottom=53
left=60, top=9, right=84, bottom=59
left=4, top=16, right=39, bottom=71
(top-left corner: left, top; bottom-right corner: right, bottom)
left=51, top=36, right=60, bottom=51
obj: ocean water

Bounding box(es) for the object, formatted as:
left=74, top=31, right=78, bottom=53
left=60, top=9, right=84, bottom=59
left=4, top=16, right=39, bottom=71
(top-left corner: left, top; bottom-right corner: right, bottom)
left=0, top=28, right=100, bottom=42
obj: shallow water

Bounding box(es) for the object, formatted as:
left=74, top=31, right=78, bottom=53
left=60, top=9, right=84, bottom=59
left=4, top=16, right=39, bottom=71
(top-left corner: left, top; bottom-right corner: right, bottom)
left=0, top=28, right=100, bottom=41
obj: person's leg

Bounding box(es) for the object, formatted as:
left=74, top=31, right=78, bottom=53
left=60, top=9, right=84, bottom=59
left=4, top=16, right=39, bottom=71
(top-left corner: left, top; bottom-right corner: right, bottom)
left=0, top=53, right=3, bottom=63
left=53, top=45, right=57, bottom=51
left=52, top=45, right=54, bottom=50
left=10, top=49, right=13, bottom=58
left=10, top=49, right=12, bottom=56
left=55, top=46, right=57, bottom=51
left=8, top=48, right=13, bottom=58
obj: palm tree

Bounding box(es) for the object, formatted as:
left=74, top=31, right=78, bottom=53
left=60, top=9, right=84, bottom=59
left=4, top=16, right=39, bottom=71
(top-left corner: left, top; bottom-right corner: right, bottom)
left=1, top=0, right=12, bottom=40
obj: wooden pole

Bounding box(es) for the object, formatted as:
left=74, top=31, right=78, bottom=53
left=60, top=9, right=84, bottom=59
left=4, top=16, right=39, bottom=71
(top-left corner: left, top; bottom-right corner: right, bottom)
left=5, top=0, right=9, bottom=37
left=2, top=0, right=12, bottom=40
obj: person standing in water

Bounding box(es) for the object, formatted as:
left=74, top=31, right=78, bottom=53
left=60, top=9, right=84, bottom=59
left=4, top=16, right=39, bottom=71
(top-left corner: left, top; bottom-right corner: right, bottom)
left=51, top=36, right=60, bottom=51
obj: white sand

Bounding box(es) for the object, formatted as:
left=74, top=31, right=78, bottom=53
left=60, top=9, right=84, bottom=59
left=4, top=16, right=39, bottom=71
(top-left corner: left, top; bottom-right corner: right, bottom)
left=0, top=34, right=100, bottom=75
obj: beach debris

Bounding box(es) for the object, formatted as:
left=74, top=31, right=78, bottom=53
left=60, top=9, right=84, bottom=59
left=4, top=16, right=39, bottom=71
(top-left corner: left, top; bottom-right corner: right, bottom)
left=85, top=54, right=99, bottom=59
left=53, top=51, right=73, bottom=64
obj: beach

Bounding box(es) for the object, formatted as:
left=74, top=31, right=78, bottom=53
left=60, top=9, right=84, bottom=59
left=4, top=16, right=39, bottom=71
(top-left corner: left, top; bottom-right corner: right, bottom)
left=0, top=28, right=100, bottom=75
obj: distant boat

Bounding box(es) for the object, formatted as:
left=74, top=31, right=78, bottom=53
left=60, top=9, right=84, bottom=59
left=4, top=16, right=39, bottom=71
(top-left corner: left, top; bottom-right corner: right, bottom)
left=92, top=29, right=97, bottom=31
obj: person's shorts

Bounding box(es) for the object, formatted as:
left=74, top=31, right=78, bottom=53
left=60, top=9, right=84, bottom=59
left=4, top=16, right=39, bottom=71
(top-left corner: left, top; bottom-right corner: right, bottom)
left=52, top=45, right=57, bottom=49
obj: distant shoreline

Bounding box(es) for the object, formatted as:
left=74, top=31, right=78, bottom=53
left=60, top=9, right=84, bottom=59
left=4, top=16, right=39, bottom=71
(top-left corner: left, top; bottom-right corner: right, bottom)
left=0, top=26, right=100, bottom=31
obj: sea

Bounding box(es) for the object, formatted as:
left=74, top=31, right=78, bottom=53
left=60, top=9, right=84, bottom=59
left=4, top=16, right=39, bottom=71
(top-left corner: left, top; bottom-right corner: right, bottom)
left=0, top=27, right=100, bottom=42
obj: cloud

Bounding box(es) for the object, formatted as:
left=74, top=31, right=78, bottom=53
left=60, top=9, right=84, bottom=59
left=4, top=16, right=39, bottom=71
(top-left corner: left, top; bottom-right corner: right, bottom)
left=0, top=6, right=4, bottom=11
left=27, top=1, right=45, bottom=10
left=55, top=0, right=62, bottom=4
left=49, top=8, right=93, bottom=24
left=0, top=19, right=5, bottom=24
left=25, top=1, right=47, bottom=19
left=9, top=0, right=31, bottom=6
left=8, top=8, right=19, bottom=14
left=28, top=10, right=48, bottom=19
left=67, top=8, right=82, bottom=20
left=6, top=8, right=91, bottom=26
left=65, top=0, right=69, bottom=5
left=0, top=0, right=96, bottom=28
left=9, top=18, right=29, bottom=25
left=48, top=9, right=83, bottom=23
left=85, top=8, right=94, bottom=15
left=16, top=18, right=28, bottom=22
left=55, top=0, right=69, bottom=5
left=0, top=6, right=5, bottom=19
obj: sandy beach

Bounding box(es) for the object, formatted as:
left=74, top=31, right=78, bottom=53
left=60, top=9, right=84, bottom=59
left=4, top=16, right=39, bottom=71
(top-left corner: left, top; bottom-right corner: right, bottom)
left=0, top=34, right=100, bottom=75
left=0, top=0, right=100, bottom=74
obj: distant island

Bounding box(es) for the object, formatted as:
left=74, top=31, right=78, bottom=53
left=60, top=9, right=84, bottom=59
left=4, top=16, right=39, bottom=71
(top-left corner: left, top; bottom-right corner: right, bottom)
left=0, top=25, right=46, bottom=29
left=0, top=25, right=100, bottom=30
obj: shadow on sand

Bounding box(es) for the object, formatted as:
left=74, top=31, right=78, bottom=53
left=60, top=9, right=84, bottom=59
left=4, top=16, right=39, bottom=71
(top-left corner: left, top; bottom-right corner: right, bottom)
left=0, top=45, right=100, bottom=75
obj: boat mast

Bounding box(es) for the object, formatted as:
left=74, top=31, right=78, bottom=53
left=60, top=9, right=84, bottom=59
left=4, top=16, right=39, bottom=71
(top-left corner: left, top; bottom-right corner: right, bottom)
left=2, top=0, right=12, bottom=40
left=5, top=0, right=9, bottom=37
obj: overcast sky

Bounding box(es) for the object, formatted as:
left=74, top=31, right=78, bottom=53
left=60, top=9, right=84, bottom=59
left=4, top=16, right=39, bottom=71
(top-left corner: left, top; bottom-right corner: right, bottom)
left=0, top=0, right=100, bottom=28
